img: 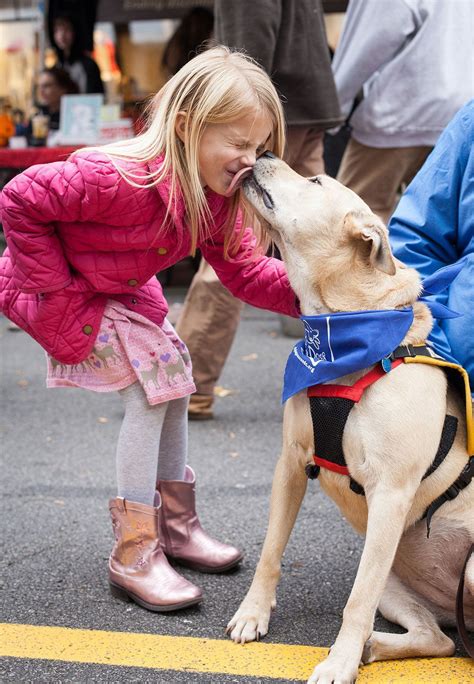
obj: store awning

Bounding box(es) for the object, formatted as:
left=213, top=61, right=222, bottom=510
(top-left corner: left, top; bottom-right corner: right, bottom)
left=97, top=0, right=213, bottom=22
left=96, top=0, right=347, bottom=23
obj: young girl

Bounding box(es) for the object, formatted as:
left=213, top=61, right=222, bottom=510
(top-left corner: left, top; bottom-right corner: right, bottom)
left=0, top=47, right=299, bottom=612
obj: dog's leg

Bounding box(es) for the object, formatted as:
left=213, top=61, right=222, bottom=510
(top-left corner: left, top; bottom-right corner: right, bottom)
left=308, top=484, right=419, bottom=684
left=227, top=447, right=308, bottom=643
left=362, top=572, right=455, bottom=662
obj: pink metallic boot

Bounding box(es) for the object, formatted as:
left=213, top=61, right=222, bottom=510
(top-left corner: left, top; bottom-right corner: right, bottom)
left=108, top=495, right=202, bottom=611
left=157, top=466, right=243, bottom=573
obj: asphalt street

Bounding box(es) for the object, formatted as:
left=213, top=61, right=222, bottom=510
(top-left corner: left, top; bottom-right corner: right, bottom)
left=0, top=289, right=466, bottom=682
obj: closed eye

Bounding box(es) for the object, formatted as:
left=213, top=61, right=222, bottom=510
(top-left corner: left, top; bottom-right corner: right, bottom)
left=309, top=176, right=322, bottom=185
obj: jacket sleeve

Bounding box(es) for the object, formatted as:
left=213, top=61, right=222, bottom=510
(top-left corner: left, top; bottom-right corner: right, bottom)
left=389, top=102, right=474, bottom=388
left=0, top=154, right=119, bottom=294
left=332, top=0, right=417, bottom=118
left=214, top=0, right=281, bottom=73
left=200, top=210, right=299, bottom=318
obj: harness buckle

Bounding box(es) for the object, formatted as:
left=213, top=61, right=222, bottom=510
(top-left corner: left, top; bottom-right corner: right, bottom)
left=444, top=483, right=461, bottom=501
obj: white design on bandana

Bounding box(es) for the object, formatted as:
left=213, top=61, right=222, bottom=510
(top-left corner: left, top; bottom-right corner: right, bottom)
left=326, top=316, right=335, bottom=362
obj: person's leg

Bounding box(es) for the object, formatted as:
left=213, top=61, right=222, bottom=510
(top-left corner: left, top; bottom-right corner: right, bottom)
left=156, top=395, right=188, bottom=481
left=175, top=259, right=243, bottom=419
left=337, top=139, right=403, bottom=224
left=110, top=382, right=202, bottom=611
left=401, top=146, right=432, bottom=189
left=285, top=126, right=325, bottom=177
left=337, top=139, right=431, bottom=225
left=116, top=382, right=168, bottom=505
left=155, top=395, right=243, bottom=571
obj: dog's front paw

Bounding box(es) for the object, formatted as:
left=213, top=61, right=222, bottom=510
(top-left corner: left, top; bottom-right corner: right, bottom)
left=307, top=651, right=359, bottom=684
left=226, top=599, right=273, bottom=644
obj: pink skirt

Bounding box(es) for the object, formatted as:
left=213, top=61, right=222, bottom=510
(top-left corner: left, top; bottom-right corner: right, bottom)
left=46, top=300, right=196, bottom=405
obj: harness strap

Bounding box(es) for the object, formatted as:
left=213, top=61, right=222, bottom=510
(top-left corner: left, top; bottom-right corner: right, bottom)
left=389, top=343, right=439, bottom=360
left=307, top=359, right=403, bottom=402
left=424, top=456, right=474, bottom=537
left=422, top=414, right=458, bottom=480
left=328, top=413, right=459, bottom=499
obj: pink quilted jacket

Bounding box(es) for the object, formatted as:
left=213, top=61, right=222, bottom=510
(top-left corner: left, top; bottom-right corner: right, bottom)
left=0, top=151, right=298, bottom=364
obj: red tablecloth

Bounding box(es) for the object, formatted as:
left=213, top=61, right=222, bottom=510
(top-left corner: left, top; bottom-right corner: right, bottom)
left=0, top=146, right=81, bottom=169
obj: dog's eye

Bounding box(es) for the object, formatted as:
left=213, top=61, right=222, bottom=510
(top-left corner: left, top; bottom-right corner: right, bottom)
left=309, top=176, right=322, bottom=185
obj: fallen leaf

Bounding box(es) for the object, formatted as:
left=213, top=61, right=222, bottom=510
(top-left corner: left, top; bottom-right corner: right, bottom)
left=97, top=416, right=108, bottom=424
left=241, top=353, right=258, bottom=361
left=17, top=379, right=29, bottom=387
left=214, top=385, right=236, bottom=397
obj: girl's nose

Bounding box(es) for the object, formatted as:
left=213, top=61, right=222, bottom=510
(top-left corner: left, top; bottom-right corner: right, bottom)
left=241, top=152, right=256, bottom=167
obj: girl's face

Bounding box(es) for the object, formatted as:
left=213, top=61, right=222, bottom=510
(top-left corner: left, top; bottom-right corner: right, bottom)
left=178, top=110, right=273, bottom=197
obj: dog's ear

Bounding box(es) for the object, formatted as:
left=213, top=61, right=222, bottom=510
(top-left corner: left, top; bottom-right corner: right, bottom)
left=345, top=211, right=396, bottom=275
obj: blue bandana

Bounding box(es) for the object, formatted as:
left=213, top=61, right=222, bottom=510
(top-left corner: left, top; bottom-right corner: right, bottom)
left=282, top=262, right=464, bottom=403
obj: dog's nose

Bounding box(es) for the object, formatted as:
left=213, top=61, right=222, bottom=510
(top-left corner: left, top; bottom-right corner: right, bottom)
left=261, top=150, right=277, bottom=159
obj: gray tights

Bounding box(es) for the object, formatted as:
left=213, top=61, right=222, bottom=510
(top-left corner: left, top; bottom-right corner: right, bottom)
left=116, top=381, right=188, bottom=505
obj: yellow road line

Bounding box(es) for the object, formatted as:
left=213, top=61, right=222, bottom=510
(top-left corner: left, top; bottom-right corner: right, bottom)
left=0, top=623, right=472, bottom=682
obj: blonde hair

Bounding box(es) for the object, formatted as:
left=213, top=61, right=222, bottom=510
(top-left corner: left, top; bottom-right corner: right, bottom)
left=85, top=46, right=285, bottom=256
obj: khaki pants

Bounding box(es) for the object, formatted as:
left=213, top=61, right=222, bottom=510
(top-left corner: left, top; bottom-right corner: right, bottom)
left=337, top=138, right=432, bottom=225
left=175, top=127, right=325, bottom=397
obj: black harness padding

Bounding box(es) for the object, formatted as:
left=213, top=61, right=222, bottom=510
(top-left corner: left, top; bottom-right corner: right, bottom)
left=309, top=395, right=354, bottom=470
left=309, top=395, right=365, bottom=494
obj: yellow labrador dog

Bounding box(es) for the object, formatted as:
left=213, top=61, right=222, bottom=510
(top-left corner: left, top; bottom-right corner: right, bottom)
left=226, top=155, right=473, bottom=683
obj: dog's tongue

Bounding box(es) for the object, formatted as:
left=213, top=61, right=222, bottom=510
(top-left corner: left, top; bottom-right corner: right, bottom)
left=224, top=167, right=253, bottom=197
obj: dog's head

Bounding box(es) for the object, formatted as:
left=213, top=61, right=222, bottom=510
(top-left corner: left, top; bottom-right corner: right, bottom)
left=243, top=155, right=423, bottom=319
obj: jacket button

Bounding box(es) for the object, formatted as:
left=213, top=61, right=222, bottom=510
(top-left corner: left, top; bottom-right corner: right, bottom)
left=83, top=324, right=93, bottom=335
left=157, top=247, right=168, bottom=255
left=127, top=278, right=138, bottom=286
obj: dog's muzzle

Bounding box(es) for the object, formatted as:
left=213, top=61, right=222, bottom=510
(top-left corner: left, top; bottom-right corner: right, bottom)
left=244, top=174, right=274, bottom=210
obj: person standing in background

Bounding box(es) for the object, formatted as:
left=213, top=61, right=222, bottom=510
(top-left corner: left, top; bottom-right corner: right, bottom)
left=176, top=0, right=343, bottom=419
left=161, top=6, right=214, bottom=77
left=50, top=14, right=104, bottom=95
left=332, top=0, right=474, bottom=225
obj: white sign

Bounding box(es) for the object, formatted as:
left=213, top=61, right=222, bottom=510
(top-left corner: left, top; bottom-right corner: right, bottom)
left=59, top=94, right=104, bottom=144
